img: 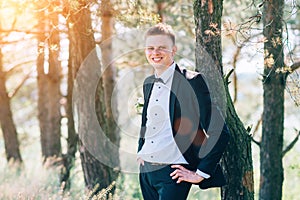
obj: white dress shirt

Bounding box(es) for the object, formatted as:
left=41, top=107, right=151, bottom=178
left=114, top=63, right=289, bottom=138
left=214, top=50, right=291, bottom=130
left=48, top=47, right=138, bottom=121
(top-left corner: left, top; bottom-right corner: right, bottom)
left=138, top=63, right=188, bottom=164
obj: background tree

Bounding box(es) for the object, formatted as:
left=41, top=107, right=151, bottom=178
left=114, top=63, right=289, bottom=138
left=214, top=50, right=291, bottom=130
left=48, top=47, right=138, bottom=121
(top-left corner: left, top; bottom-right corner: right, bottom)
left=194, top=0, right=254, bottom=200
left=0, top=44, right=22, bottom=164
left=64, top=0, right=119, bottom=196
left=0, top=5, right=23, bottom=165
left=260, top=0, right=287, bottom=199
left=99, top=0, right=120, bottom=151
left=36, top=2, right=62, bottom=164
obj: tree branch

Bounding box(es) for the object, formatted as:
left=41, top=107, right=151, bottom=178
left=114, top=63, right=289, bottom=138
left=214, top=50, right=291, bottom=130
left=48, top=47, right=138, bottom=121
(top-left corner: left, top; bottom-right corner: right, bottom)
left=290, top=62, right=300, bottom=72
left=251, top=113, right=262, bottom=135
left=285, top=61, right=300, bottom=78
left=282, top=130, right=300, bottom=157
left=224, top=68, right=234, bottom=84
left=8, top=69, right=34, bottom=98
left=248, top=113, right=263, bottom=147
left=5, top=59, right=36, bottom=77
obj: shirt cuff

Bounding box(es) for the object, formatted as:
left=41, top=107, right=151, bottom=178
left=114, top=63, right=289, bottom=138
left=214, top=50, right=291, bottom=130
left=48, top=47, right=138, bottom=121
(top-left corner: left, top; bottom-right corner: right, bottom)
left=196, top=169, right=211, bottom=179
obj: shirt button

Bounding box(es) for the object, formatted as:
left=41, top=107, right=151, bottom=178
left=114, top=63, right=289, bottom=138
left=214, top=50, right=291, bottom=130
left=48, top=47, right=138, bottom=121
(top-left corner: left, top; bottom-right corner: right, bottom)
left=156, top=99, right=158, bottom=102
left=151, top=156, right=153, bottom=158
left=155, top=113, right=157, bottom=116
left=151, top=141, right=154, bottom=143
left=153, top=127, right=156, bottom=130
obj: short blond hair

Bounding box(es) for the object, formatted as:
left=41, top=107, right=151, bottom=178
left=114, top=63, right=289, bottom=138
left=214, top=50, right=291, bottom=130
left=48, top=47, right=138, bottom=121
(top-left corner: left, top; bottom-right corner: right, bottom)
left=145, top=23, right=175, bottom=45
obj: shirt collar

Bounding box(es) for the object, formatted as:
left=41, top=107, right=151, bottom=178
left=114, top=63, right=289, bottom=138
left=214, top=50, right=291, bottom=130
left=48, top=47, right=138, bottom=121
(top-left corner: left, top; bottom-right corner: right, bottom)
left=155, top=62, right=176, bottom=84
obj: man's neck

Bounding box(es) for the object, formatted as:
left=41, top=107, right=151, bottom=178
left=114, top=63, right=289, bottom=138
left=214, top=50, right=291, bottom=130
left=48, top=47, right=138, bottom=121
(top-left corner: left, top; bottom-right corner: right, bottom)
left=154, top=62, right=175, bottom=77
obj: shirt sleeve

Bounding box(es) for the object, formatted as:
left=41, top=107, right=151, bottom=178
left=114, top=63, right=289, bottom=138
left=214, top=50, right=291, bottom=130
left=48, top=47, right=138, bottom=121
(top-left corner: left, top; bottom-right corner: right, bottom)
left=196, top=169, right=211, bottom=179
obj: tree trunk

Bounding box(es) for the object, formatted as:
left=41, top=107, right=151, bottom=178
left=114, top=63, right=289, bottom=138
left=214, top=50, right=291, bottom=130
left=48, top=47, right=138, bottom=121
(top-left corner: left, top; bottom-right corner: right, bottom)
left=36, top=10, right=49, bottom=160
left=194, top=0, right=254, bottom=199
left=0, top=48, right=22, bottom=164
left=37, top=8, right=61, bottom=162
left=60, top=27, right=78, bottom=190
left=47, top=7, right=62, bottom=158
left=100, top=0, right=119, bottom=144
left=66, top=1, right=118, bottom=195
left=154, top=0, right=166, bottom=22
left=259, top=0, right=285, bottom=199
left=100, top=0, right=120, bottom=188
left=221, top=86, right=254, bottom=200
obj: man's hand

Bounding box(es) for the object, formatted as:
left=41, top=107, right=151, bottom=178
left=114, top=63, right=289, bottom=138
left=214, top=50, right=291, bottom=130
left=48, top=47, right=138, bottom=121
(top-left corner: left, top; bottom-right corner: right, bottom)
left=137, top=157, right=145, bottom=166
left=170, top=165, right=204, bottom=184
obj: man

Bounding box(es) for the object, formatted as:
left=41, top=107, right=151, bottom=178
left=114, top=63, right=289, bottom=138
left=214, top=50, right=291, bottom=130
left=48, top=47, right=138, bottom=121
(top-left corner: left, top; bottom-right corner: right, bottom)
left=137, top=23, right=230, bottom=200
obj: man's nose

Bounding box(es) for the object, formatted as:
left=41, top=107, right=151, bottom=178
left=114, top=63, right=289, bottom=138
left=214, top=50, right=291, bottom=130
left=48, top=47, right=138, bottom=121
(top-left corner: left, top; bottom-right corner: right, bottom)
left=152, top=48, right=161, bottom=54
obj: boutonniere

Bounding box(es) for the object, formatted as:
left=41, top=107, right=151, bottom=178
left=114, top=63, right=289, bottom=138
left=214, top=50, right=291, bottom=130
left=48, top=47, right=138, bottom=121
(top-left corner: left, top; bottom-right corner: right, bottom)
left=135, top=97, right=144, bottom=114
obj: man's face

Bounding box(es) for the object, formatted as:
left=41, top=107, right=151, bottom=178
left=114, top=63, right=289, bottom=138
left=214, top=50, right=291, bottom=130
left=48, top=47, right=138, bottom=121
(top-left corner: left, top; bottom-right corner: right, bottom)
left=145, top=35, right=177, bottom=72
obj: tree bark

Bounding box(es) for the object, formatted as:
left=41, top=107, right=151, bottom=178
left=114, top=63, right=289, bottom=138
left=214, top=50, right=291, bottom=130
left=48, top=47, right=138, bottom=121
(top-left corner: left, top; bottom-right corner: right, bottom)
left=60, top=28, right=78, bottom=189
left=100, top=0, right=119, bottom=144
left=36, top=16, right=49, bottom=159
left=66, top=1, right=119, bottom=195
left=100, top=1, right=120, bottom=187
left=47, top=6, right=62, bottom=158
left=194, top=0, right=254, bottom=199
left=37, top=8, right=62, bottom=162
left=259, top=0, right=285, bottom=199
left=0, top=48, right=22, bottom=164
left=64, top=1, right=97, bottom=191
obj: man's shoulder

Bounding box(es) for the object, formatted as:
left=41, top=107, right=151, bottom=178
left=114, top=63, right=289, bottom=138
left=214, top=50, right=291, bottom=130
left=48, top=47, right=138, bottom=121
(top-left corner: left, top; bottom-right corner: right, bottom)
left=177, top=66, right=203, bottom=80
left=176, top=66, right=209, bottom=91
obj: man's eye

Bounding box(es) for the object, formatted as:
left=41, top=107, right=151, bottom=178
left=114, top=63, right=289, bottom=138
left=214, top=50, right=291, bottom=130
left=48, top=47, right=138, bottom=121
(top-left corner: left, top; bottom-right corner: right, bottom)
left=147, top=47, right=154, bottom=50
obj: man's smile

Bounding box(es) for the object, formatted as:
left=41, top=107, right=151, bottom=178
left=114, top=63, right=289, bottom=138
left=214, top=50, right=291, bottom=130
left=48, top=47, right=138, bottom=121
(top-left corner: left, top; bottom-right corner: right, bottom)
left=152, top=57, right=163, bottom=63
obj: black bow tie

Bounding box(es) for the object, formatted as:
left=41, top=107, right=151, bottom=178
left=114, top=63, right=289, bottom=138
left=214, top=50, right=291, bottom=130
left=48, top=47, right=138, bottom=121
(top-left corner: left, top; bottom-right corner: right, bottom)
left=153, top=77, right=164, bottom=84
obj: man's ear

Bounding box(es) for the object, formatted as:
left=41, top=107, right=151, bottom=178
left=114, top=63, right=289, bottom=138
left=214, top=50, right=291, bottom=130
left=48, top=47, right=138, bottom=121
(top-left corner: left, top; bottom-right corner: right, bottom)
left=172, top=45, right=177, bottom=56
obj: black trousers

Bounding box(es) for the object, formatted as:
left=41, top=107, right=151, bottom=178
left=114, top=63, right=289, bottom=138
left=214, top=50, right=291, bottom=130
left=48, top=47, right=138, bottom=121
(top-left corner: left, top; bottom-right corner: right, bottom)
left=139, top=162, right=192, bottom=200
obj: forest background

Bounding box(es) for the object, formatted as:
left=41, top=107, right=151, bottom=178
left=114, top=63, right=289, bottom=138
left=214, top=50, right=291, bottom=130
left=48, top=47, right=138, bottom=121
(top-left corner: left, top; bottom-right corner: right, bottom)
left=0, top=0, right=299, bottom=199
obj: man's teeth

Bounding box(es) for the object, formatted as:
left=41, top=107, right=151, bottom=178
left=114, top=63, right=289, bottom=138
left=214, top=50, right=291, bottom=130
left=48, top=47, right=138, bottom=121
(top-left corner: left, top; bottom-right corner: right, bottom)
left=153, top=58, right=162, bottom=61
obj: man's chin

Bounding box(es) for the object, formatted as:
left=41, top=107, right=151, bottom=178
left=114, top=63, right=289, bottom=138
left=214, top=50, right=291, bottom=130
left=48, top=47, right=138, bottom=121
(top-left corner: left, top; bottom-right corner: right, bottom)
left=151, top=63, right=165, bottom=68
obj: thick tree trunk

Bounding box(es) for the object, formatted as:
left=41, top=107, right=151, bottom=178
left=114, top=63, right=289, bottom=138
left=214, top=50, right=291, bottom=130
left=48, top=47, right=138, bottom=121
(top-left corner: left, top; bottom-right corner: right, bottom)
left=100, top=0, right=119, bottom=144
left=63, top=2, right=97, bottom=191
left=221, top=86, right=254, bottom=200
left=100, top=1, right=120, bottom=187
left=66, top=2, right=118, bottom=195
left=36, top=10, right=49, bottom=159
left=259, top=0, right=285, bottom=199
left=60, top=33, right=78, bottom=189
left=194, top=1, right=254, bottom=199
left=47, top=8, right=62, bottom=158
left=37, top=9, right=61, bottom=162
left=0, top=49, right=22, bottom=164
left=37, top=31, right=49, bottom=159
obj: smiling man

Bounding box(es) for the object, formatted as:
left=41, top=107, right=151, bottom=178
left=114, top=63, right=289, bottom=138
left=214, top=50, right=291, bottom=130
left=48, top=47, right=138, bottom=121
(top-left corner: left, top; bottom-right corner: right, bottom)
left=137, top=23, right=230, bottom=200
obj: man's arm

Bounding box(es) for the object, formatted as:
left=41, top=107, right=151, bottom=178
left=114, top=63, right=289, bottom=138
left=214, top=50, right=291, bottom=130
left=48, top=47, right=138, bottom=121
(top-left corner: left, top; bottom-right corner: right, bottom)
left=170, top=73, right=229, bottom=184
left=194, top=74, right=230, bottom=176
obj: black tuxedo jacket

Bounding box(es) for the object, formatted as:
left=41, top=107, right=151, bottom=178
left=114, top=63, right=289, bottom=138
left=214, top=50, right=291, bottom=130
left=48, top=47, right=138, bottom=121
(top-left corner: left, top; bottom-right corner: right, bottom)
left=138, top=65, right=230, bottom=189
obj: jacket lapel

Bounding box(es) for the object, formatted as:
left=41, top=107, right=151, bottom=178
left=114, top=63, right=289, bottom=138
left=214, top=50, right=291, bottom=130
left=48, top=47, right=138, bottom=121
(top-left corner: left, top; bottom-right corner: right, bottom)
left=141, top=76, right=155, bottom=127
left=169, top=65, right=184, bottom=132
left=144, top=75, right=155, bottom=103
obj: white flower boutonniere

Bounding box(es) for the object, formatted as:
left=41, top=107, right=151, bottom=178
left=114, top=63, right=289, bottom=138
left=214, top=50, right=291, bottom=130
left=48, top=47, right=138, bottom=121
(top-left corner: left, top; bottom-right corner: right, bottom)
left=135, top=97, right=144, bottom=114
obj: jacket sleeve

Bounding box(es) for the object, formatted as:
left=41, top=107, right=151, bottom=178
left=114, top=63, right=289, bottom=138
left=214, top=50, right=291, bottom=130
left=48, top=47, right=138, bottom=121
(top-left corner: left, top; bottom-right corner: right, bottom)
left=194, top=74, right=230, bottom=176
